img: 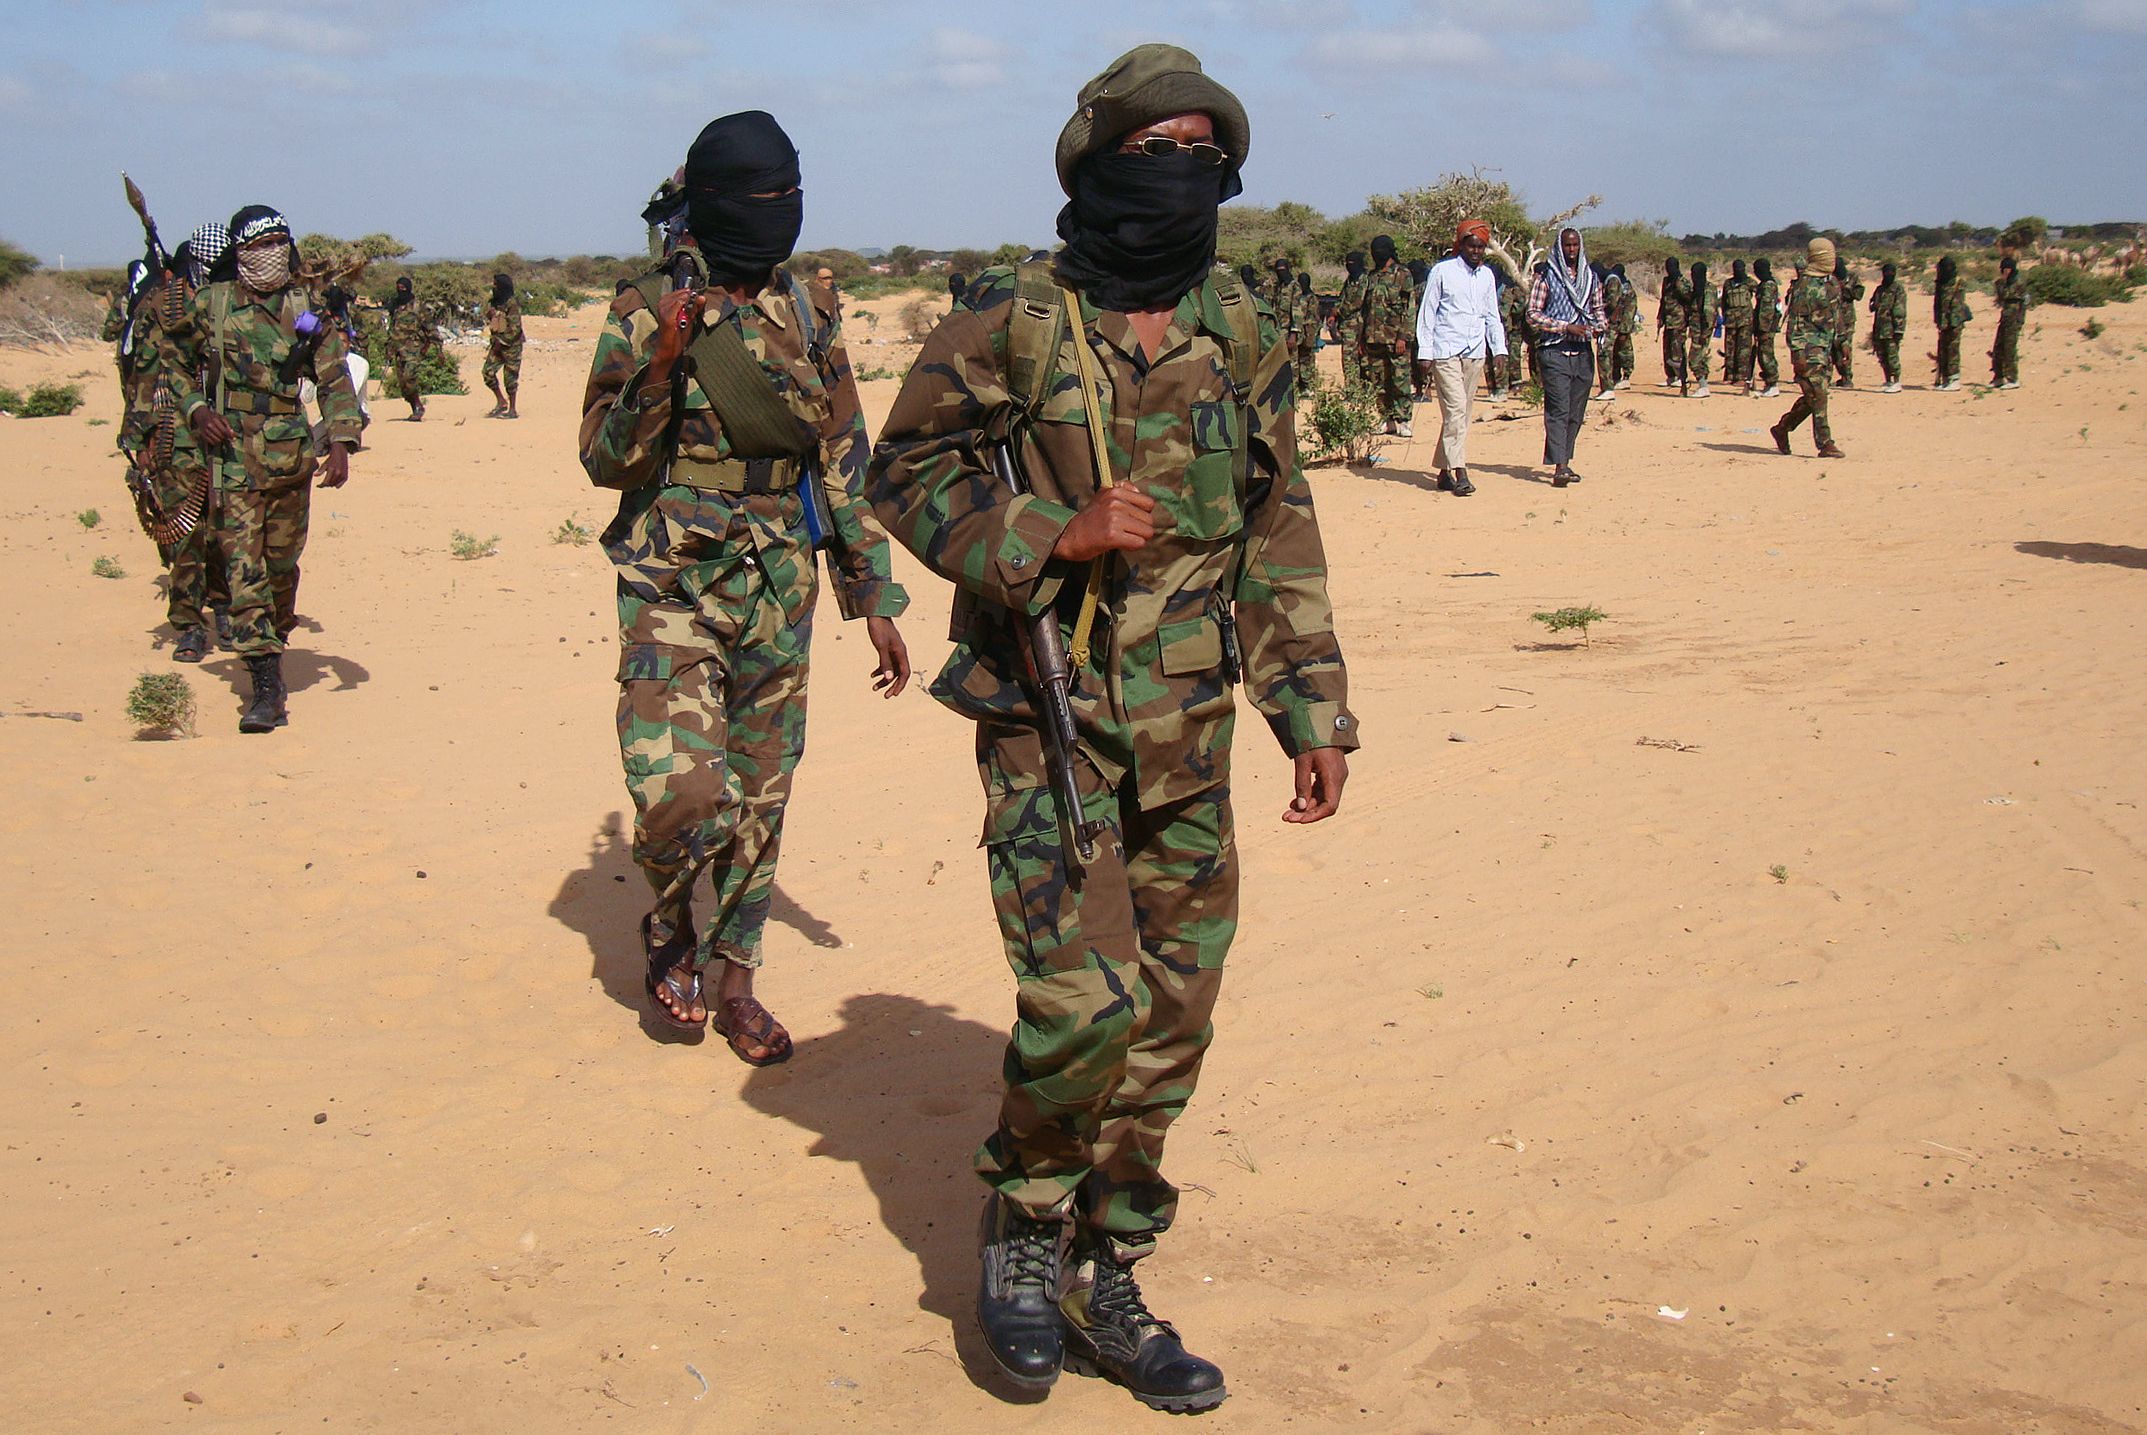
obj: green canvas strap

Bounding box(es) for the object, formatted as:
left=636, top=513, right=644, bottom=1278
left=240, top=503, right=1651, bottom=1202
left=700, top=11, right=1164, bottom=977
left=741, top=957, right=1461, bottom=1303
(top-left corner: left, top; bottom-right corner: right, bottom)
left=1006, top=261, right=1067, bottom=418
left=685, top=315, right=815, bottom=459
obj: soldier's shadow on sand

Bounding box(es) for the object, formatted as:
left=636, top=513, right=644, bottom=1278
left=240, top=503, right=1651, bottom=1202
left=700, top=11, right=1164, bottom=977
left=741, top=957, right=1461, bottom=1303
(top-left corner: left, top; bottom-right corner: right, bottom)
left=740, top=993, right=1040, bottom=1401
left=1335, top=460, right=1443, bottom=495
left=198, top=646, right=369, bottom=699
left=548, top=815, right=850, bottom=1045
left=2015, top=540, right=2147, bottom=571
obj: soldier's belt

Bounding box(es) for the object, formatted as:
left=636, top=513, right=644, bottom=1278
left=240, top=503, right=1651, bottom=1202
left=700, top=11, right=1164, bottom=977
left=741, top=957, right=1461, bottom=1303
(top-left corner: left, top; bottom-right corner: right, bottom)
left=668, top=455, right=800, bottom=495
left=224, top=391, right=302, bottom=417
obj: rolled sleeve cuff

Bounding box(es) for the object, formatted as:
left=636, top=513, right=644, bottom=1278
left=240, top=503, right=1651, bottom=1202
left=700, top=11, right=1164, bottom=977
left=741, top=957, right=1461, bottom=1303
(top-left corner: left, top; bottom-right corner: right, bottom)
left=995, top=494, right=1076, bottom=613
left=1268, top=700, right=1361, bottom=756
left=323, top=421, right=363, bottom=448
left=835, top=577, right=910, bottom=622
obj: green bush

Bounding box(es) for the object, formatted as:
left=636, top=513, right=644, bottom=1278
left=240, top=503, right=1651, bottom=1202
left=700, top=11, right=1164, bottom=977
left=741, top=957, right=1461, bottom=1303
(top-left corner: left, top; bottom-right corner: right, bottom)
left=1, top=382, right=84, bottom=417
left=1532, top=605, right=1608, bottom=646
left=449, top=529, right=499, bottom=560
left=77, top=509, right=100, bottom=529
left=91, top=555, right=126, bottom=579
left=125, top=672, right=197, bottom=738
left=364, top=338, right=466, bottom=396
left=0, top=385, right=18, bottom=411
left=1303, top=381, right=1383, bottom=465
left=0, top=237, right=37, bottom=290
left=551, top=517, right=593, bottom=546
left=2022, top=264, right=2130, bottom=308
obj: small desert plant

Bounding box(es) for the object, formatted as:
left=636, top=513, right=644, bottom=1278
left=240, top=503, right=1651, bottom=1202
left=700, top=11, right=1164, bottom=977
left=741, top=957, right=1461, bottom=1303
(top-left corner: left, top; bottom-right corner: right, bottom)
left=898, top=295, right=937, bottom=342
left=125, top=672, right=196, bottom=738
left=551, top=516, right=593, bottom=546
left=2081, top=318, right=2105, bottom=340
left=0, top=385, right=18, bottom=410
left=1516, top=377, right=1545, bottom=408
left=1770, top=864, right=1789, bottom=883
left=1304, top=380, right=1383, bottom=465
left=77, top=509, right=100, bottom=529
left=15, top=382, right=84, bottom=417
left=1532, top=604, right=1607, bottom=645
left=449, top=529, right=500, bottom=560
left=90, top=555, right=126, bottom=579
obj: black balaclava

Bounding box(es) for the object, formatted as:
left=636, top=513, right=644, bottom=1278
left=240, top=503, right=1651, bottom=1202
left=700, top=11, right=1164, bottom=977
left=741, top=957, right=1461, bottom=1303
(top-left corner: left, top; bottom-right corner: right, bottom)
left=1297, top=271, right=1312, bottom=293
left=389, top=275, right=414, bottom=312
left=1731, top=258, right=1747, bottom=281
left=1054, top=143, right=1243, bottom=312
left=1612, top=263, right=1628, bottom=282
left=1239, top=264, right=1259, bottom=290
left=1882, top=261, right=1897, bottom=284
left=1408, top=257, right=1430, bottom=285
left=948, top=272, right=967, bottom=298
left=491, top=273, right=514, bottom=305
left=1936, top=255, right=1958, bottom=285
left=1753, top=257, right=1772, bottom=282
left=1344, top=250, right=1365, bottom=280
left=2000, top=256, right=2017, bottom=277
left=1369, top=234, right=1397, bottom=268
left=1689, top=261, right=1708, bottom=301
left=1665, top=257, right=1682, bottom=283
left=1834, top=257, right=1850, bottom=281
left=683, top=110, right=805, bottom=286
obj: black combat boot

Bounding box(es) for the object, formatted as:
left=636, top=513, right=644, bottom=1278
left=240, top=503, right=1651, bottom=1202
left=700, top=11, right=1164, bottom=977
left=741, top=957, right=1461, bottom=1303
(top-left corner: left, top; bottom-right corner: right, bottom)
left=977, top=1192, right=1069, bottom=1390
left=1061, top=1241, right=1227, bottom=1414
left=239, top=653, right=288, bottom=733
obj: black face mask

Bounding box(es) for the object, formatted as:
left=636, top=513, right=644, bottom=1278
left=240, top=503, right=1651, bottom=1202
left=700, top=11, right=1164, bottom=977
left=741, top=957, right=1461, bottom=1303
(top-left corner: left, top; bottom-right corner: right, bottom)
left=688, top=190, right=804, bottom=286
left=1054, top=150, right=1238, bottom=312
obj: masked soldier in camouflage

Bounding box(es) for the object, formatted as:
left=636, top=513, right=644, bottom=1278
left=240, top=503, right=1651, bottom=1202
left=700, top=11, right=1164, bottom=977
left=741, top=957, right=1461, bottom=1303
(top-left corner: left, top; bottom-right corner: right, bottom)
left=1658, top=257, right=1689, bottom=389
left=1934, top=254, right=1971, bottom=390
left=1751, top=256, right=1782, bottom=396
left=1605, top=264, right=1638, bottom=389
left=159, top=205, right=362, bottom=731
left=870, top=45, right=1355, bottom=1414
left=122, top=223, right=233, bottom=661
left=1685, top=261, right=1715, bottom=396
left=383, top=275, right=441, bottom=420
left=1720, top=259, right=1757, bottom=389
left=1293, top=270, right=1320, bottom=397
left=579, top=111, right=911, bottom=1064
left=1769, top=238, right=1847, bottom=460
left=1831, top=256, right=1864, bottom=386
left=1336, top=249, right=1368, bottom=390
left=1991, top=255, right=2026, bottom=389
left=482, top=272, right=524, bottom=418
left=1868, top=261, right=1908, bottom=392
left=1362, top=235, right=1416, bottom=435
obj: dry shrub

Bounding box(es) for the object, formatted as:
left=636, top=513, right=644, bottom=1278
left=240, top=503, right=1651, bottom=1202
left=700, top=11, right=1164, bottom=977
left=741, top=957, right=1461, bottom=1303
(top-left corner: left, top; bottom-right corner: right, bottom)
left=0, top=272, right=105, bottom=349
left=898, top=295, right=937, bottom=342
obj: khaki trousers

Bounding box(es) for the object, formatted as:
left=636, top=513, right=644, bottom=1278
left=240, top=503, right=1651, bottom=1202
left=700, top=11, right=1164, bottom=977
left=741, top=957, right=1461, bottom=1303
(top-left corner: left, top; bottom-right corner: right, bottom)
left=1431, top=356, right=1484, bottom=471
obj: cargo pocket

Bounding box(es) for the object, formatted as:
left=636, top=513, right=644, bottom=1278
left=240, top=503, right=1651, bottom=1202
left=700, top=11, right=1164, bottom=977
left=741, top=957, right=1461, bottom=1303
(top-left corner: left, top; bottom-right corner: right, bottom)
left=616, top=645, right=680, bottom=788
left=1171, top=400, right=1245, bottom=543
left=1157, top=612, right=1234, bottom=726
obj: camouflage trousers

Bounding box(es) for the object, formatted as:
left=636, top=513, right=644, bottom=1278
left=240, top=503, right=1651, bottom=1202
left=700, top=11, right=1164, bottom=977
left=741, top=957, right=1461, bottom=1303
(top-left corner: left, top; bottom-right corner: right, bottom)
left=1937, top=326, right=1964, bottom=385
left=1492, top=349, right=1527, bottom=395
left=1781, top=346, right=1834, bottom=449
left=1661, top=326, right=1687, bottom=385
left=1364, top=344, right=1413, bottom=422
left=1686, top=327, right=1713, bottom=385
left=483, top=341, right=522, bottom=395
left=1339, top=328, right=1363, bottom=390
left=1831, top=332, right=1855, bottom=384
left=1725, top=324, right=1754, bottom=384
left=1992, top=317, right=2022, bottom=383
left=614, top=537, right=811, bottom=972
left=146, top=458, right=228, bottom=632
left=975, top=742, right=1238, bottom=1259
left=1609, top=333, right=1636, bottom=385
left=212, top=480, right=310, bottom=656
left=1872, top=330, right=1903, bottom=385
left=1294, top=341, right=1317, bottom=398
left=388, top=343, right=426, bottom=403
left=1754, top=330, right=1780, bottom=387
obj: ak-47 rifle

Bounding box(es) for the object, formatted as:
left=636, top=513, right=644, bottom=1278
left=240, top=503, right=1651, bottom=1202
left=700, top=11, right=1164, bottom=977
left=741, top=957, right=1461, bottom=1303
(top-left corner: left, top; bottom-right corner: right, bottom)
left=989, top=429, right=1103, bottom=877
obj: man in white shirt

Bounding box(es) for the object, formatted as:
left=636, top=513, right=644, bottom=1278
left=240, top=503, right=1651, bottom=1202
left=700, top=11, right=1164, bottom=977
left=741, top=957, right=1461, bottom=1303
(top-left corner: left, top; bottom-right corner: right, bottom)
left=1413, top=218, right=1506, bottom=496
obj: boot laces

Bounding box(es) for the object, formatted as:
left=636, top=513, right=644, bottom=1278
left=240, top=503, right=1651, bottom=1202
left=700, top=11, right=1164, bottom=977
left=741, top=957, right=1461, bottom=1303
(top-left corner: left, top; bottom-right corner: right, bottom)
left=1091, top=1260, right=1157, bottom=1329
left=1002, top=1212, right=1059, bottom=1288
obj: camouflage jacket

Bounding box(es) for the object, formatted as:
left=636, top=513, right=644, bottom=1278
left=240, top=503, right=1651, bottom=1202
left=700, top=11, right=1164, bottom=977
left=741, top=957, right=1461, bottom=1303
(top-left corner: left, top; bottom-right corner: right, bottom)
left=485, top=297, right=525, bottom=354
left=1607, top=279, right=1640, bottom=335
left=1336, top=272, right=1368, bottom=340
left=1292, top=287, right=1321, bottom=345
left=1658, top=276, right=1690, bottom=330
left=1361, top=263, right=1416, bottom=348
left=1499, top=282, right=1530, bottom=347
left=1720, top=276, right=1757, bottom=329
left=1994, top=271, right=2028, bottom=322
left=1687, top=280, right=1716, bottom=334
left=1936, top=276, right=1972, bottom=328
left=1784, top=274, right=1841, bottom=353
left=1869, top=279, right=1908, bottom=336
left=386, top=301, right=440, bottom=353
left=102, top=288, right=131, bottom=345
left=159, top=279, right=362, bottom=490
left=1834, top=278, right=1865, bottom=332
left=119, top=276, right=202, bottom=462
left=578, top=259, right=906, bottom=625
left=868, top=265, right=1360, bottom=812
left=1754, top=277, right=1782, bottom=334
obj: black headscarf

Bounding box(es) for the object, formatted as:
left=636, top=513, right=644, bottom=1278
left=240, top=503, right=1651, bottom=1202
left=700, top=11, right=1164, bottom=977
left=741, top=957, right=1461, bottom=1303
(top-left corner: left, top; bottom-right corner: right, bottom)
left=1753, top=257, right=1772, bottom=282
left=1238, top=264, right=1259, bottom=290
left=491, top=273, right=514, bottom=305
left=1665, top=257, right=1682, bottom=282
left=1369, top=234, right=1397, bottom=267
left=1408, top=257, right=1430, bottom=285
left=1054, top=145, right=1242, bottom=312
left=1344, top=250, right=1365, bottom=280
left=1936, top=254, right=1958, bottom=284
left=1689, top=261, right=1707, bottom=298
left=1881, top=261, right=1897, bottom=283
left=1731, top=258, right=1747, bottom=281
left=1612, top=263, right=1628, bottom=281
left=948, top=271, right=967, bottom=298
left=1999, top=256, right=2017, bottom=276
left=1297, top=271, right=1312, bottom=293
left=683, top=110, right=805, bottom=285
left=388, top=274, right=414, bottom=312
left=1834, top=257, right=1850, bottom=281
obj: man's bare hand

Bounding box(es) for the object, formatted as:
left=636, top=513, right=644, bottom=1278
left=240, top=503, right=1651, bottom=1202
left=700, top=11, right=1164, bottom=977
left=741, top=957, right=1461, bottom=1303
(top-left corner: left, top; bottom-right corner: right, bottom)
left=647, top=286, right=706, bottom=378
left=190, top=409, right=234, bottom=447
left=1284, top=747, right=1347, bottom=824
left=318, top=442, right=351, bottom=489
left=866, top=615, right=909, bottom=697
left=1053, top=486, right=1159, bottom=562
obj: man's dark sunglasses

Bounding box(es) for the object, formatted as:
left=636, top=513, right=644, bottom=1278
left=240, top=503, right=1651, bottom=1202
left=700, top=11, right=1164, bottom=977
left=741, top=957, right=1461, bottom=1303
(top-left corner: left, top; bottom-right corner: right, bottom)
left=1123, top=135, right=1231, bottom=167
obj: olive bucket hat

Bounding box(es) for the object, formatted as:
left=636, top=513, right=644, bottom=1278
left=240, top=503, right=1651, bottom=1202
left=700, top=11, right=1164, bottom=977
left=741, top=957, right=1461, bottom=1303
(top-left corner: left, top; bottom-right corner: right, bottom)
left=1054, top=44, right=1250, bottom=197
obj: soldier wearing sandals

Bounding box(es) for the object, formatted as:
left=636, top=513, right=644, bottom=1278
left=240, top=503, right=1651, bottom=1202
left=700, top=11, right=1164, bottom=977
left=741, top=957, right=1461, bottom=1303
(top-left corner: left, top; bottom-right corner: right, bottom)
left=578, top=111, right=912, bottom=1066
left=870, top=45, right=1356, bottom=1414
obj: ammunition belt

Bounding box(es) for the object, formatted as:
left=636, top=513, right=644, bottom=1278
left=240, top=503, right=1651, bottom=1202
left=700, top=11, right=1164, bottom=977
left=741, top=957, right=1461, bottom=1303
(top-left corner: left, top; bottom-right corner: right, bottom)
left=225, top=391, right=301, bottom=417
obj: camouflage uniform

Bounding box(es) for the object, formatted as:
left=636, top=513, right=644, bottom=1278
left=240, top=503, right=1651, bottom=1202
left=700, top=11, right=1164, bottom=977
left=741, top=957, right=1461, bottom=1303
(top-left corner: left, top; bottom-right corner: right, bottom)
left=1776, top=271, right=1842, bottom=450
left=579, top=253, right=908, bottom=974
left=1753, top=273, right=1782, bottom=389
left=1291, top=283, right=1320, bottom=398
left=159, top=278, right=363, bottom=655
left=1831, top=272, right=1865, bottom=383
left=1608, top=278, right=1639, bottom=386
left=385, top=298, right=441, bottom=406
left=1336, top=267, right=1368, bottom=390
left=1720, top=274, right=1757, bottom=384
left=121, top=274, right=228, bottom=633
left=1658, top=273, right=1689, bottom=386
left=868, top=265, right=1359, bottom=1256
left=1360, top=261, right=1416, bottom=423
left=483, top=294, right=525, bottom=399
left=1685, top=279, right=1715, bottom=387
left=1868, top=276, right=1908, bottom=386
left=1497, top=280, right=1530, bottom=393
left=1991, top=269, right=2026, bottom=384
left=1936, top=274, right=1971, bottom=387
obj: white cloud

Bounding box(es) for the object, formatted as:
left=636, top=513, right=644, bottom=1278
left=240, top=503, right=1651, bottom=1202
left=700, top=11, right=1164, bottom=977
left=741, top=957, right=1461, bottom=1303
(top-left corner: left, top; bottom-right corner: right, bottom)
left=1648, top=0, right=1912, bottom=57
left=1313, top=23, right=1499, bottom=67
left=922, top=28, right=1015, bottom=91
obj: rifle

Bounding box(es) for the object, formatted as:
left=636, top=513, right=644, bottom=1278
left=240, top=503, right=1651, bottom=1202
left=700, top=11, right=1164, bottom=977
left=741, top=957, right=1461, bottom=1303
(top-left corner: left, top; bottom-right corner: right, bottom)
left=989, top=431, right=1102, bottom=877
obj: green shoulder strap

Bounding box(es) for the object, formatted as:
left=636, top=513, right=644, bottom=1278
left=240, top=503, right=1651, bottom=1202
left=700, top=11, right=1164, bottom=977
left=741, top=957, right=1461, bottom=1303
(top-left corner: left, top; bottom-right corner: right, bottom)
left=629, top=263, right=815, bottom=461
left=1207, top=268, right=1262, bottom=504
left=1006, top=260, right=1068, bottom=418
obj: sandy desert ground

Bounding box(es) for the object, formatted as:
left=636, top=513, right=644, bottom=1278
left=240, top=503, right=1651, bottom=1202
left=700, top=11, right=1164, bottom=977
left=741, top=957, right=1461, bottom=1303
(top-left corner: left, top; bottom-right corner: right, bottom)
left=3, top=286, right=2144, bottom=1434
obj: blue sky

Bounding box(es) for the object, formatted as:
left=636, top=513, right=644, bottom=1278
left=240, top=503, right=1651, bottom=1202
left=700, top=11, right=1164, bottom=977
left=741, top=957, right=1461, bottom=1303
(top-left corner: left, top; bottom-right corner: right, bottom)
left=6, top=0, right=2143, bottom=266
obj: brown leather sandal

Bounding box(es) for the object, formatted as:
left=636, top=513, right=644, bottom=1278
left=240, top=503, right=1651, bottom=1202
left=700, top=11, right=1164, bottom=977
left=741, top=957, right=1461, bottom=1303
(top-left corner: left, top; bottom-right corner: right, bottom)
left=642, top=914, right=705, bottom=1031
left=713, top=996, right=793, bottom=1066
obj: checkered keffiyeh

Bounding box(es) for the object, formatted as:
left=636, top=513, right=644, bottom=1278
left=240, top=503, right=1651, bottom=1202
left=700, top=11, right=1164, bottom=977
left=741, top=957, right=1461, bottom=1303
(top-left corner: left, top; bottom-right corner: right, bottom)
left=188, top=222, right=230, bottom=274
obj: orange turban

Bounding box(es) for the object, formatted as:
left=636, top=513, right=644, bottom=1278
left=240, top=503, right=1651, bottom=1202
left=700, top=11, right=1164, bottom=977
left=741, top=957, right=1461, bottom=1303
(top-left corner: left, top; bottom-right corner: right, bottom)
left=1457, top=218, right=1491, bottom=245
